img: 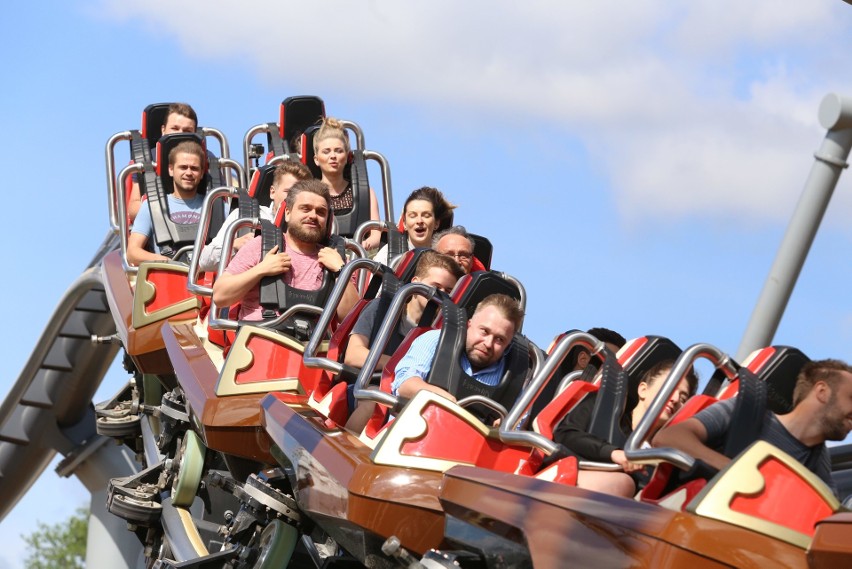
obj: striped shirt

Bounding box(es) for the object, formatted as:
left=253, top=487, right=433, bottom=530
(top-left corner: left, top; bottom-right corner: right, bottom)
left=392, top=329, right=507, bottom=395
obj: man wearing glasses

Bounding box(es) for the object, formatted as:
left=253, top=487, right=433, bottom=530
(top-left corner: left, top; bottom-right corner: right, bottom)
left=433, top=225, right=477, bottom=274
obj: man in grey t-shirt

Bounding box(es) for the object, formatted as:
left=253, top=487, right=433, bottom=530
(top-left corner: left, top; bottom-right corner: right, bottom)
left=653, top=359, right=852, bottom=494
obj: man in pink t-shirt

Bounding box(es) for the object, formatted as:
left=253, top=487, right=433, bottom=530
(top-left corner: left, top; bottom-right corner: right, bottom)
left=213, top=179, right=359, bottom=322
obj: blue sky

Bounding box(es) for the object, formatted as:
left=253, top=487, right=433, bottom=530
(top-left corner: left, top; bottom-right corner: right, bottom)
left=1, top=1, right=852, bottom=566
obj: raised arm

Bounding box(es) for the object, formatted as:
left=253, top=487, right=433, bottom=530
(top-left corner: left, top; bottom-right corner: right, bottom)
left=652, top=417, right=731, bottom=471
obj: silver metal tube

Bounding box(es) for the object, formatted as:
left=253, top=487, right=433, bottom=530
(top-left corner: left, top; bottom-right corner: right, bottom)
left=208, top=217, right=264, bottom=330
left=186, top=187, right=240, bottom=296
left=353, top=220, right=386, bottom=251
left=362, top=150, right=394, bottom=222
left=353, top=282, right=436, bottom=408
left=243, top=123, right=271, bottom=179
left=200, top=126, right=232, bottom=186
left=341, top=119, right=366, bottom=150
left=624, top=342, right=737, bottom=468
left=736, top=93, right=852, bottom=360
left=105, top=131, right=132, bottom=232
left=343, top=239, right=369, bottom=292
left=303, top=258, right=384, bottom=374
left=218, top=158, right=247, bottom=189
left=498, top=331, right=601, bottom=453
left=495, top=271, right=527, bottom=314
left=116, top=162, right=144, bottom=274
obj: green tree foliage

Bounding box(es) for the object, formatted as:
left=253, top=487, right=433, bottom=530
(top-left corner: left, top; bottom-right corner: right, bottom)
left=22, top=507, right=88, bottom=569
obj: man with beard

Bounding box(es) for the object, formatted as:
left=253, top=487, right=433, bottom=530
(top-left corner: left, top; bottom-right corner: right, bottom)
left=213, top=179, right=357, bottom=322
left=392, top=293, right=523, bottom=402
left=653, top=359, right=852, bottom=494
left=128, top=140, right=207, bottom=265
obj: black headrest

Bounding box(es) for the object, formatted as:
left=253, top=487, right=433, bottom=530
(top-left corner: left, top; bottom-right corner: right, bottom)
left=451, top=271, right=523, bottom=319
left=279, top=96, right=325, bottom=151
left=470, top=234, right=493, bottom=270
left=750, top=346, right=809, bottom=414
left=301, top=125, right=323, bottom=179
left=141, top=103, right=173, bottom=149
left=248, top=163, right=277, bottom=209
left=393, top=248, right=431, bottom=283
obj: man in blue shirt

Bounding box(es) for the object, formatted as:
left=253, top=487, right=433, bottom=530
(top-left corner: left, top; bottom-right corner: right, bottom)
left=128, top=140, right=206, bottom=265
left=392, top=293, right=524, bottom=402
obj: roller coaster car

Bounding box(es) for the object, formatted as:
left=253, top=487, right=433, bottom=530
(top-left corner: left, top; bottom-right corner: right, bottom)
left=162, top=217, right=353, bottom=464
left=637, top=344, right=808, bottom=509
left=260, top=279, right=606, bottom=564
left=103, top=133, right=227, bottom=375
left=428, top=345, right=851, bottom=569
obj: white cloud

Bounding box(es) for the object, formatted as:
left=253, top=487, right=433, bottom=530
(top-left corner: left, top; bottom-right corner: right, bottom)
left=94, top=0, right=852, bottom=223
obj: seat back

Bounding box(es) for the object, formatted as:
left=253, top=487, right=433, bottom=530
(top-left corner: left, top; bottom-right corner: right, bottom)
left=247, top=163, right=277, bottom=210
left=144, top=132, right=224, bottom=257
left=277, top=95, right=325, bottom=155
left=450, top=271, right=523, bottom=320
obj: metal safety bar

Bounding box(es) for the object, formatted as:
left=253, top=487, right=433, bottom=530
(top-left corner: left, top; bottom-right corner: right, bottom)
left=302, top=258, right=387, bottom=374
left=186, top=187, right=242, bottom=295
left=353, top=282, right=437, bottom=409
left=498, top=331, right=603, bottom=454
left=624, top=342, right=739, bottom=470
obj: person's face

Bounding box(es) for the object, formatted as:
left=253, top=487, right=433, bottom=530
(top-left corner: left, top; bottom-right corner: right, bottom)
left=162, top=113, right=196, bottom=135
left=404, top=199, right=437, bottom=247
left=465, top=305, right=515, bottom=370
left=168, top=152, right=203, bottom=194
left=410, top=267, right=458, bottom=316
left=638, top=371, right=690, bottom=423
left=819, top=372, right=852, bottom=441
left=270, top=173, right=298, bottom=211
left=285, top=192, right=329, bottom=243
left=435, top=234, right=474, bottom=274
left=314, top=137, right=347, bottom=176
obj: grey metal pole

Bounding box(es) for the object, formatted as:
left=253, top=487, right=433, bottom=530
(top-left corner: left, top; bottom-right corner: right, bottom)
left=736, top=93, right=852, bottom=361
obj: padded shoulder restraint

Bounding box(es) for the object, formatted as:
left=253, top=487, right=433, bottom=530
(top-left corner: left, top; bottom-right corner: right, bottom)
left=587, top=354, right=631, bottom=448
left=258, top=227, right=345, bottom=322
left=425, top=298, right=468, bottom=391
left=265, top=122, right=286, bottom=157
left=367, top=270, right=402, bottom=343
left=130, top=130, right=152, bottom=170
left=235, top=188, right=261, bottom=220
left=145, top=133, right=224, bottom=258
left=386, top=224, right=410, bottom=263
left=427, top=300, right=529, bottom=417
left=723, top=368, right=767, bottom=459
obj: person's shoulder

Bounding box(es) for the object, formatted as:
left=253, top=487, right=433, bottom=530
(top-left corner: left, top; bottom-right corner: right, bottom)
left=259, top=205, right=274, bottom=220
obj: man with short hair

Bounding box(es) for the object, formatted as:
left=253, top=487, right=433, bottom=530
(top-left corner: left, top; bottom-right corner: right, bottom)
left=392, top=293, right=524, bottom=402
left=344, top=251, right=465, bottom=370
left=198, top=160, right=312, bottom=272
left=433, top=225, right=476, bottom=274
left=653, top=359, right=852, bottom=493
left=212, top=179, right=358, bottom=322
left=129, top=103, right=202, bottom=221
left=128, top=140, right=207, bottom=266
